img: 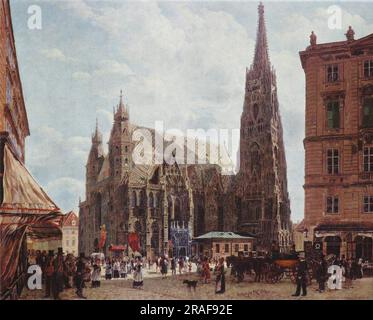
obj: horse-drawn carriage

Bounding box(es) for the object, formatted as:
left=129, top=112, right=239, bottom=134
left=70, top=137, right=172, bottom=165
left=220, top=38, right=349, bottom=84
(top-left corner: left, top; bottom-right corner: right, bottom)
left=227, top=254, right=320, bottom=284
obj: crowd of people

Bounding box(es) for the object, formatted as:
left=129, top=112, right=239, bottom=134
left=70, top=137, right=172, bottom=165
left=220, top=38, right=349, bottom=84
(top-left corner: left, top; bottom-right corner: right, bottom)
left=293, top=254, right=367, bottom=297
left=27, top=248, right=88, bottom=300
left=27, top=246, right=369, bottom=299
left=28, top=248, right=228, bottom=298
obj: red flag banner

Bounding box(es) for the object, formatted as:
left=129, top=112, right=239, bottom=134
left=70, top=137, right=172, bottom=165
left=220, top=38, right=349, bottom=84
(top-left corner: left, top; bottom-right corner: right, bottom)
left=128, top=232, right=140, bottom=252
left=98, top=225, right=107, bottom=249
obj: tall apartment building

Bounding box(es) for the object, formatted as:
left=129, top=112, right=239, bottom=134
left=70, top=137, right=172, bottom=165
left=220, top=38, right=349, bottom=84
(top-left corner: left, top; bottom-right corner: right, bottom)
left=300, top=27, right=373, bottom=260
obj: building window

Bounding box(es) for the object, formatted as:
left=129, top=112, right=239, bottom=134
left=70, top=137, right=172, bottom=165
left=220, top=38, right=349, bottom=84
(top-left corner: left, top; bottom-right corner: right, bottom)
left=327, top=64, right=339, bottom=82
left=363, top=147, right=373, bottom=172
left=363, top=196, right=373, bottom=213
left=66, top=240, right=70, bottom=246
left=234, top=244, right=239, bottom=253
left=326, top=196, right=339, bottom=214
left=225, top=244, right=229, bottom=253
left=244, top=244, right=249, bottom=252
left=327, top=149, right=339, bottom=174
left=326, top=100, right=340, bottom=129
left=215, top=244, right=220, bottom=253
left=72, top=240, right=76, bottom=246
left=363, top=98, right=373, bottom=128
left=364, top=60, right=373, bottom=78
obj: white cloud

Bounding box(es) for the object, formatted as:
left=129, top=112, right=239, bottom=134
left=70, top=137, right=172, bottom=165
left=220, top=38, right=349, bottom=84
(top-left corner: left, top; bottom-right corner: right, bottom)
left=41, top=48, right=67, bottom=61
left=94, top=59, right=135, bottom=77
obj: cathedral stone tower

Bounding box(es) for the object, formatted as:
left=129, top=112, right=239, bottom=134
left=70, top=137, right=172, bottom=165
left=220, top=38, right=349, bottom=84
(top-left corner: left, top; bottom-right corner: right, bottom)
left=236, top=3, right=291, bottom=252
left=86, top=120, right=104, bottom=193
left=109, top=90, right=132, bottom=183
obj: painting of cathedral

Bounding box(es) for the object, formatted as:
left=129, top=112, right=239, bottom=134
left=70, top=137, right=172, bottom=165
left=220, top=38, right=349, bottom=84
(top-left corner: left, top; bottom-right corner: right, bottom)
left=78, top=3, right=292, bottom=258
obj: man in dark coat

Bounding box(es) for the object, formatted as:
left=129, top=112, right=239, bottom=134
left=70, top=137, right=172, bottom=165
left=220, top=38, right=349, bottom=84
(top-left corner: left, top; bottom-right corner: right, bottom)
left=53, top=247, right=65, bottom=300
left=292, top=254, right=308, bottom=297
left=75, top=252, right=87, bottom=299
left=254, top=257, right=263, bottom=283
left=316, top=255, right=327, bottom=292
left=44, top=250, right=54, bottom=298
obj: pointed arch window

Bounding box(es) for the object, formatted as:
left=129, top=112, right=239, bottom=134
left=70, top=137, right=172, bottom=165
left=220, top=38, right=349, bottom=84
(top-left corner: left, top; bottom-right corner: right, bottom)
left=131, top=191, right=137, bottom=207
left=253, top=103, right=259, bottom=120
left=148, top=192, right=154, bottom=208
left=250, top=143, right=261, bottom=174
left=139, top=190, right=146, bottom=207
left=174, top=198, right=182, bottom=222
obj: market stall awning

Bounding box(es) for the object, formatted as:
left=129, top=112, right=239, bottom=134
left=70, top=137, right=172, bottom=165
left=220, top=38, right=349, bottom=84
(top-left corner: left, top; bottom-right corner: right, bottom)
left=1, top=144, right=59, bottom=214
left=0, top=144, right=62, bottom=296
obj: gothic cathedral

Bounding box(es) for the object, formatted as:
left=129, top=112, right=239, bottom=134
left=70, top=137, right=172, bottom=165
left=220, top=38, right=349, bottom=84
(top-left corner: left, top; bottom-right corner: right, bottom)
left=79, top=3, right=292, bottom=257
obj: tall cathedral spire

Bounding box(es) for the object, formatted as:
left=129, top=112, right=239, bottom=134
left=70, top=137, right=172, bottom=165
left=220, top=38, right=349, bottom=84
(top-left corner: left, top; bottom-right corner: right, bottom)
left=252, top=2, right=270, bottom=70
left=115, top=89, right=129, bottom=121
left=118, top=89, right=125, bottom=112
left=92, top=118, right=102, bottom=144
left=238, top=2, right=291, bottom=252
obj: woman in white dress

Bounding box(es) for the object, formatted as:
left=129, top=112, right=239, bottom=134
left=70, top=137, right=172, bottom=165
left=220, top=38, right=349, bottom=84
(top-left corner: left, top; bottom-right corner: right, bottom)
left=91, top=259, right=101, bottom=288
left=113, top=260, right=121, bottom=279
left=132, top=258, right=144, bottom=289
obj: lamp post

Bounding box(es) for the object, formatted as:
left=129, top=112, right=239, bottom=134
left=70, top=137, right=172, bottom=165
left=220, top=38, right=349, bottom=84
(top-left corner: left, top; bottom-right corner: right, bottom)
left=303, top=228, right=312, bottom=257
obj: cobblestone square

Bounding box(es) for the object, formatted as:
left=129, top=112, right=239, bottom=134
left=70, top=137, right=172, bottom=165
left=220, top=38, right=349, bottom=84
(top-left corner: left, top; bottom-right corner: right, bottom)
left=20, top=268, right=373, bottom=300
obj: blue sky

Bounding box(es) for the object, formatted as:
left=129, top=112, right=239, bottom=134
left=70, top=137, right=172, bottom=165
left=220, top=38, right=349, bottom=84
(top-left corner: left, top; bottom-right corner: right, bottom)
left=10, top=0, right=373, bottom=222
